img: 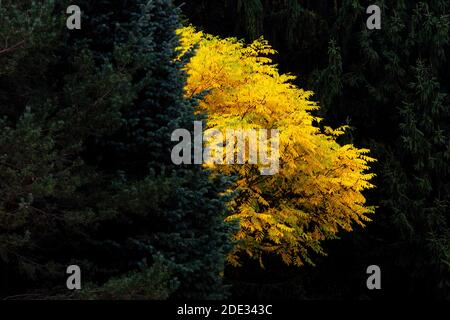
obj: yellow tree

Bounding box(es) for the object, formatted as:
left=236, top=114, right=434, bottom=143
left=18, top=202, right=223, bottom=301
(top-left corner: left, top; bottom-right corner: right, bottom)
left=177, top=26, right=376, bottom=267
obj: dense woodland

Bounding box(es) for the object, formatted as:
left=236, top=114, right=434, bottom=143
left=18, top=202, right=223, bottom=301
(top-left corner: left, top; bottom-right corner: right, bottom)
left=0, top=0, right=448, bottom=300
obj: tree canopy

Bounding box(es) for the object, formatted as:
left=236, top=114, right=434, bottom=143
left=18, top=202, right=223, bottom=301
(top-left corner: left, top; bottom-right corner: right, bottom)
left=179, top=26, right=376, bottom=267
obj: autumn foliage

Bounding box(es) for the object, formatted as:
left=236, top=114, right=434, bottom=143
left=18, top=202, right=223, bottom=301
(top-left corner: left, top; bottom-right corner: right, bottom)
left=178, top=26, right=376, bottom=267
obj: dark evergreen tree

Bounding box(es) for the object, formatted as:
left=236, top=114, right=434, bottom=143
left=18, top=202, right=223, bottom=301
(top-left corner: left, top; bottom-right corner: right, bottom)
left=312, top=0, right=450, bottom=299
left=0, top=0, right=233, bottom=299
left=79, top=0, right=235, bottom=299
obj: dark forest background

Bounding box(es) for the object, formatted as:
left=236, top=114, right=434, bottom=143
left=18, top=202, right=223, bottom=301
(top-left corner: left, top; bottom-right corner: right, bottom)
left=0, top=0, right=448, bottom=300
left=175, top=0, right=449, bottom=300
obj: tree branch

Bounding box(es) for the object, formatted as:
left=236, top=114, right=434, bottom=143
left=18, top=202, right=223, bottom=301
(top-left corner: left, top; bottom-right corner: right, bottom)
left=0, top=40, right=26, bottom=55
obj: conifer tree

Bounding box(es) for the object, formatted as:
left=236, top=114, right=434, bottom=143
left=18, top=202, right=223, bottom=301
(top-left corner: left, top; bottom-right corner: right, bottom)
left=81, top=0, right=234, bottom=299
left=0, top=0, right=232, bottom=299
left=313, top=1, right=450, bottom=297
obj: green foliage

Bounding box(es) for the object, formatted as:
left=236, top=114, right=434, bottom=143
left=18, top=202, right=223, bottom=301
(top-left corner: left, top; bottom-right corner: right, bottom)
left=316, top=2, right=450, bottom=297
left=0, top=0, right=232, bottom=300
left=80, top=258, right=179, bottom=300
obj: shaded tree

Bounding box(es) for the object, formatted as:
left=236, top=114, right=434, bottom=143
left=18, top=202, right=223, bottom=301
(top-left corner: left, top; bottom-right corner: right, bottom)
left=0, top=0, right=232, bottom=299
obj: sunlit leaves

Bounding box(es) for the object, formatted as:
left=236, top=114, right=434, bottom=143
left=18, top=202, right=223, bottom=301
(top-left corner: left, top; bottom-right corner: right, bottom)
left=178, top=26, right=376, bottom=267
